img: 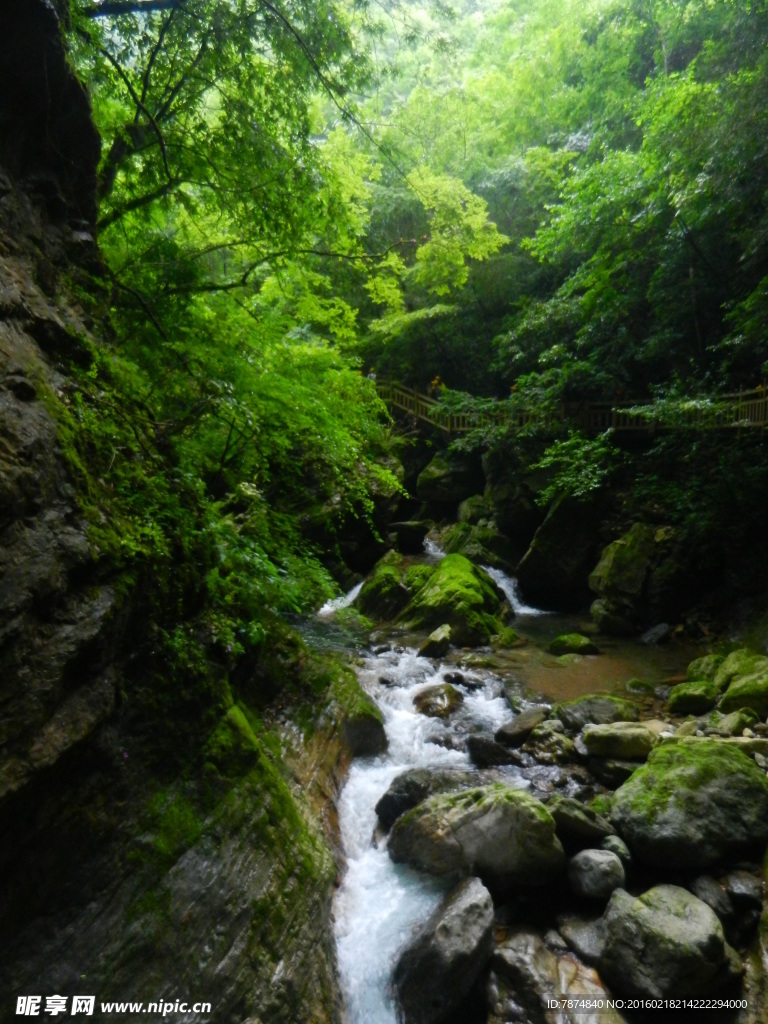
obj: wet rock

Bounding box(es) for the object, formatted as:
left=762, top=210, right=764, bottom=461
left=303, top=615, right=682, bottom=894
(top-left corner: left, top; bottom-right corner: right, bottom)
left=375, top=768, right=501, bottom=831
left=713, top=649, right=768, bottom=691
left=522, top=721, right=578, bottom=766
left=467, top=734, right=525, bottom=768
left=558, top=916, right=605, bottom=964
left=440, top=519, right=518, bottom=571
left=417, top=625, right=452, bottom=660
left=341, top=684, right=388, bottom=756
left=547, top=795, right=614, bottom=850
left=458, top=494, right=491, bottom=524
left=588, top=758, right=638, bottom=788
left=399, top=553, right=506, bottom=645
left=701, top=708, right=758, bottom=737
left=413, top=682, right=464, bottom=719
left=598, top=885, right=742, bottom=998
left=601, top=834, right=632, bottom=868
left=611, top=741, right=768, bottom=869
left=668, top=679, right=720, bottom=715
left=720, top=670, right=768, bottom=717
left=722, top=869, right=764, bottom=910
left=388, top=784, right=565, bottom=888
left=354, top=550, right=411, bottom=620
left=491, top=926, right=625, bottom=1024
left=567, top=849, right=625, bottom=901
left=515, top=496, right=601, bottom=610
left=581, top=721, right=664, bottom=760
left=548, top=633, right=599, bottom=656
left=495, top=706, right=549, bottom=748
left=690, top=875, right=734, bottom=922
left=392, top=877, right=494, bottom=1024
left=553, top=695, right=639, bottom=734
left=687, top=653, right=724, bottom=682
left=640, top=623, right=671, bottom=645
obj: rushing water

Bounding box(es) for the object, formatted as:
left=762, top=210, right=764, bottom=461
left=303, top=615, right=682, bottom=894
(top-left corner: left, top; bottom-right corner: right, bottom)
left=333, top=646, right=524, bottom=1024
left=318, top=581, right=364, bottom=617
left=327, top=551, right=698, bottom=1022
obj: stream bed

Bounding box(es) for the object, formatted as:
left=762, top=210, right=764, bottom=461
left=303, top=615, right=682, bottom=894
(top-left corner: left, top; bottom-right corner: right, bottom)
left=327, top=564, right=700, bottom=1023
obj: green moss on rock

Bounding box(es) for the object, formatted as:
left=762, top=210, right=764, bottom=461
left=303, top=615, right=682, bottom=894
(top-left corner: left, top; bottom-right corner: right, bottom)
left=553, top=694, right=639, bottom=733
left=611, top=741, right=768, bottom=869
left=686, top=654, right=724, bottom=683
left=549, top=633, right=599, bottom=656
left=720, top=671, right=768, bottom=717
left=668, top=680, right=720, bottom=716
left=713, top=649, right=768, bottom=691
left=399, top=553, right=504, bottom=645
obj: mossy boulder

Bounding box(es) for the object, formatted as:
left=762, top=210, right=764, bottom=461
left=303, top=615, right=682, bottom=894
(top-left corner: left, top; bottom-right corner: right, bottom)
left=548, top=633, right=599, bottom=656
left=611, top=741, right=768, bottom=869
left=441, top=520, right=517, bottom=571
left=415, top=451, right=484, bottom=506
left=582, top=722, right=663, bottom=760
left=598, top=885, right=742, bottom=998
left=588, top=523, right=688, bottom=634
left=553, top=694, right=639, bottom=734
left=713, top=649, right=768, bottom=691
left=388, top=784, right=565, bottom=888
left=399, top=553, right=505, bottom=646
left=668, top=680, right=720, bottom=715
left=704, top=708, right=759, bottom=737
left=330, top=665, right=387, bottom=756
left=354, top=550, right=410, bottom=620
left=417, top=624, right=452, bottom=659
left=492, top=626, right=524, bottom=650
left=720, top=671, right=768, bottom=717
left=458, top=494, right=491, bottom=524
left=588, top=523, right=655, bottom=608
left=515, top=495, right=602, bottom=610
left=413, top=683, right=464, bottom=719
left=687, top=654, right=724, bottom=683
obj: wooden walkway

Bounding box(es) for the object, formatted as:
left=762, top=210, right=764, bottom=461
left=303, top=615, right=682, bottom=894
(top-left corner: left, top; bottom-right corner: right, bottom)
left=376, top=380, right=768, bottom=435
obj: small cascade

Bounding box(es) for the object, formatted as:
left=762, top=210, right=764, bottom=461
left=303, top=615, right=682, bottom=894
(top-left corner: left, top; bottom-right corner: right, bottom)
left=317, top=581, right=364, bottom=617
left=422, top=536, right=445, bottom=560
left=482, top=564, right=549, bottom=616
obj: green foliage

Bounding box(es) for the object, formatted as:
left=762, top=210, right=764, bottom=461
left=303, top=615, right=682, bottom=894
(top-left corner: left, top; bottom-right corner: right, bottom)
left=530, top=431, right=623, bottom=506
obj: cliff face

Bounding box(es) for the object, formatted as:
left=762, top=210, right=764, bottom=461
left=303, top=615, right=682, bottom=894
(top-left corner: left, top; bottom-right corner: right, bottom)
left=0, top=7, right=351, bottom=1021
left=0, top=0, right=110, bottom=812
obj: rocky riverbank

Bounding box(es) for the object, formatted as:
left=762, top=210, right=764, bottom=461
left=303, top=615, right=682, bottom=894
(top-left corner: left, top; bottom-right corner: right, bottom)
left=331, top=543, right=768, bottom=1024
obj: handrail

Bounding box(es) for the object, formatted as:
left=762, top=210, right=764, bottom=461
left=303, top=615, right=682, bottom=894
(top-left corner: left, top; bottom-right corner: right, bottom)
left=376, top=380, right=768, bottom=436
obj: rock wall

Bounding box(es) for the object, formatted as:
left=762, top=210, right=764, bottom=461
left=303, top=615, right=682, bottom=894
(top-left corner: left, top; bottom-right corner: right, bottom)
left=0, top=7, right=351, bottom=1021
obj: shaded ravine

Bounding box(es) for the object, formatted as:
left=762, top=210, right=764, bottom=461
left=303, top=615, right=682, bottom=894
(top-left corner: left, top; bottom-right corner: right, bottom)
left=331, top=565, right=552, bottom=1024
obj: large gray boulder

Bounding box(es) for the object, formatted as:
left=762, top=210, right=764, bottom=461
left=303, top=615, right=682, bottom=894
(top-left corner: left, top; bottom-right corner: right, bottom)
left=515, top=496, right=602, bottom=610
left=489, top=927, right=626, bottom=1024
left=392, top=877, right=494, bottom=1024
left=567, top=849, right=625, bottom=901
left=553, top=695, right=639, bottom=734
left=375, top=768, right=500, bottom=831
left=611, top=740, right=768, bottom=869
left=598, top=885, right=742, bottom=998
left=388, top=784, right=565, bottom=888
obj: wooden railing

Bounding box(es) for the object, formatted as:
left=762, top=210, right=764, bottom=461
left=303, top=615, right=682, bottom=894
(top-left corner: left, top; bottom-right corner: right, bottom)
left=376, top=380, right=768, bottom=436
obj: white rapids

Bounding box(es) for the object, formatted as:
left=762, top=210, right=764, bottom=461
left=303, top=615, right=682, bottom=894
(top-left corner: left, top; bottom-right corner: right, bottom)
left=317, top=581, right=364, bottom=617
left=332, top=646, right=527, bottom=1024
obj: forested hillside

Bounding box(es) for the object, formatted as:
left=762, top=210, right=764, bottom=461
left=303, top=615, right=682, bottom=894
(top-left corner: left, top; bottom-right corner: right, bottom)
left=3, top=0, right=768, bottom=1020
